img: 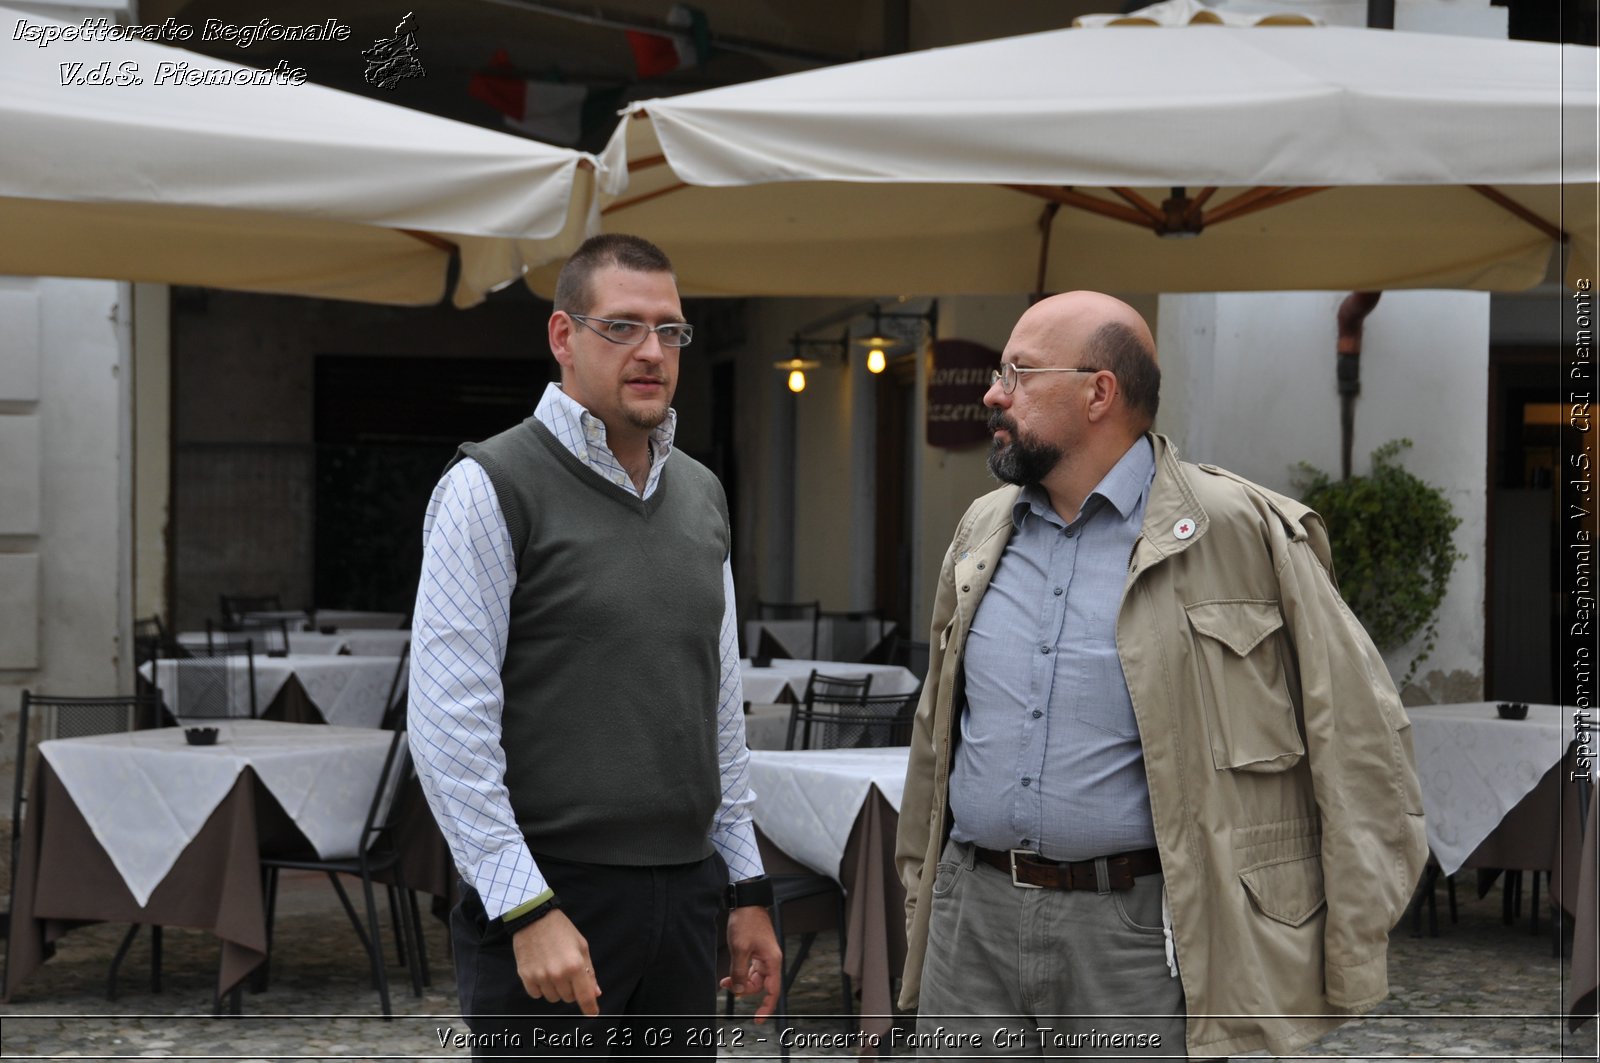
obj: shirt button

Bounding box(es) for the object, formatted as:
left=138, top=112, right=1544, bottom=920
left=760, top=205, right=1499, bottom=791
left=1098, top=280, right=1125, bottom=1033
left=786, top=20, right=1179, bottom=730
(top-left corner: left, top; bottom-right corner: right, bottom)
left=961, top=584, right=970, bottom=592
left=976, top=561, right=986, bottom=570
left=1065, top=529, right=1077, bottom=539
left=1032, top=710, right=1043, bottom=719
left=1040, top=645, right=1052, bottom=655
left=1021, top=777, right=1031, bottom=787
left=1053, top=587, right=1063, bottom=596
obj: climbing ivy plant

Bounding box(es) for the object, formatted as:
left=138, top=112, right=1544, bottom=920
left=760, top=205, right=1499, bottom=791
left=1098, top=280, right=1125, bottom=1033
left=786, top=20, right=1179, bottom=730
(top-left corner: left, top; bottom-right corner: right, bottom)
left=1293, top=439, right=1465, bottom=686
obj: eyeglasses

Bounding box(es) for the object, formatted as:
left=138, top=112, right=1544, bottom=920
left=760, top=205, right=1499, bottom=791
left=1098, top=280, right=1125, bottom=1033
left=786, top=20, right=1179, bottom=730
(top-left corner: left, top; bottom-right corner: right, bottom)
left=991, top=363, right=1101, bottom=394
left=569, top=314, right=693, bottom=348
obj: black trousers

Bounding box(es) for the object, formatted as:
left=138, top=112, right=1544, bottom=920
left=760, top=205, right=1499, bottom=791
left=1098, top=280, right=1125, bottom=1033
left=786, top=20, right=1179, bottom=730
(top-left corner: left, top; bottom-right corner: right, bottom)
left=451, top=851, right=725, bottom=1061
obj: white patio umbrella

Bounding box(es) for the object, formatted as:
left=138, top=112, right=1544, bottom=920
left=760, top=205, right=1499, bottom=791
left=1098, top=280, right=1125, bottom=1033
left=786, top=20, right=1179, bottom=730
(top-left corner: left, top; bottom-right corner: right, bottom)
left=575, top=20, right=1597, bottom=297
left=0, top=6, right=598, bottom=307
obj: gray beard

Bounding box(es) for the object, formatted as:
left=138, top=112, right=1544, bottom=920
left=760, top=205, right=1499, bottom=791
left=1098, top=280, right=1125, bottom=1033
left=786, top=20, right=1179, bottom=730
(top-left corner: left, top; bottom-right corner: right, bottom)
left=986, top=413, right=1060, bottom=486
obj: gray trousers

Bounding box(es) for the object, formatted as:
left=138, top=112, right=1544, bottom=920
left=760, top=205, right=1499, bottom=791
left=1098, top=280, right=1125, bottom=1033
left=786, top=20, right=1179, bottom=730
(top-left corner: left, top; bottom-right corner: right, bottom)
left=914, top=839, right=1187, bottom=1060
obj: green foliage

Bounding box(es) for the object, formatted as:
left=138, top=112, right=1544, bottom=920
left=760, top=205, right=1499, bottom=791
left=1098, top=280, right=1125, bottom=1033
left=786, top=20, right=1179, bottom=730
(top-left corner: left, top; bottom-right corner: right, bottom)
left=1292, top=440, right=1465, bottom=686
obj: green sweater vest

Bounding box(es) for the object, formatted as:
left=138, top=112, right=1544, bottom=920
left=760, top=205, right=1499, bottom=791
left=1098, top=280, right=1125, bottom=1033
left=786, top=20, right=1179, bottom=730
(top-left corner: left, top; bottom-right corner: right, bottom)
left=453, top=416, right=728, bottom=865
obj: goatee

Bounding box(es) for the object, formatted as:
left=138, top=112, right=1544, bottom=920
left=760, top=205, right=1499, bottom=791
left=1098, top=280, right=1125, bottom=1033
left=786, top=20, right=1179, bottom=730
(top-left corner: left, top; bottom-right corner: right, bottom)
left=986, top=411, right=1060, bottom=487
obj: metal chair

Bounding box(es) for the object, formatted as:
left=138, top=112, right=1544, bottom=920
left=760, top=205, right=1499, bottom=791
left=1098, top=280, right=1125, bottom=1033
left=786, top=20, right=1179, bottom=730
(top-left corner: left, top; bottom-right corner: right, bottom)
left=218, top=593, right=283, bottom=629
left=379, top=644, right=410, bottom=733
left=6, top=691, right=165, bottom=1000
left=258, top=729, right=425, bottom=1017
left=787, top=671, right=874, bottom=750
left=787, top=688, right=918, bottom=752
left=167, top=633, right=258, bottom=720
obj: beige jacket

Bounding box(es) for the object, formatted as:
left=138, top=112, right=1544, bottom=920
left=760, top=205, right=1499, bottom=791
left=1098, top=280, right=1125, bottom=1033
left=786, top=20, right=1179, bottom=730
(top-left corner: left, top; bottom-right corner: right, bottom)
left=896, top=434, right=1428, bottom=1058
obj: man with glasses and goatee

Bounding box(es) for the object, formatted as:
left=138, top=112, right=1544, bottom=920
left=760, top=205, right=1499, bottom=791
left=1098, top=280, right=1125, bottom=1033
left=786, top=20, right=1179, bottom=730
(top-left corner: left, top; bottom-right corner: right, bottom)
left=896, top=291, right=1426, bottom=1060
left=411, top=234, right=781, bottom=1059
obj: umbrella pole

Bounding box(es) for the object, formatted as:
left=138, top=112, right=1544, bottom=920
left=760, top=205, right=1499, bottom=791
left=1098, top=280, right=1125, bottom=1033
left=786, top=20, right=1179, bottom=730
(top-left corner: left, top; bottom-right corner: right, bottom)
left=1336, top=291, right=1383, bottom=480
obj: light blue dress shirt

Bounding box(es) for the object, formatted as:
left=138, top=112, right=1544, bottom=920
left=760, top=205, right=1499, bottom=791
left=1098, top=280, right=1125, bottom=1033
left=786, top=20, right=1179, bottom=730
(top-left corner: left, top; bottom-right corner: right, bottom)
left=949, top=436, right=1158, bottom=862
left=408, top=383, right=764, bottom=921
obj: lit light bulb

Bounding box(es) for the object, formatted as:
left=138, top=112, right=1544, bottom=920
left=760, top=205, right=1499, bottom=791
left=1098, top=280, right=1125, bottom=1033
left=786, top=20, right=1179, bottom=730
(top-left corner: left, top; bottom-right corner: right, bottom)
left=788, top=369, right=807, bottom=393
left=867, top=347, right=887, bottom=374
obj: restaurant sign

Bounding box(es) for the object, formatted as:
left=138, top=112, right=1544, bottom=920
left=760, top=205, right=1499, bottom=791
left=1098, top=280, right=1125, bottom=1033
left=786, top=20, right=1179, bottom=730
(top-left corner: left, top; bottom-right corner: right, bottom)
left=926, top=339, right=1000, bottom=449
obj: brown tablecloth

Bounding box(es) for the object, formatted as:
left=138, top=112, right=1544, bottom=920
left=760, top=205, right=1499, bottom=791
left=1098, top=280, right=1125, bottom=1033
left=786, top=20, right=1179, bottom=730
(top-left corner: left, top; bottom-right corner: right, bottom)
left=1450, top=752, right=1596, bottom=1031
left=752, top=783, right=905, bottom=1049
left=3, top=757, right=451, bottom=1004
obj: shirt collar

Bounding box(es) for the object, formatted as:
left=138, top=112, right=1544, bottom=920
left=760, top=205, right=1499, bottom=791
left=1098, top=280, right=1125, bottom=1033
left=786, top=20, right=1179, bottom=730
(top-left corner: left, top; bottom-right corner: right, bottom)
left=1010, top=435, right=1156, bottom=529
left=534, top=381, right=678, bottom=466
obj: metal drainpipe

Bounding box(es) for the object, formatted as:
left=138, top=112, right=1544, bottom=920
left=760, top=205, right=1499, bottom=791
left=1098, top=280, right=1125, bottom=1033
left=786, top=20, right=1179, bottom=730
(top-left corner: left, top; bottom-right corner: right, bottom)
left=1337, top=291, right=1382, bottom=480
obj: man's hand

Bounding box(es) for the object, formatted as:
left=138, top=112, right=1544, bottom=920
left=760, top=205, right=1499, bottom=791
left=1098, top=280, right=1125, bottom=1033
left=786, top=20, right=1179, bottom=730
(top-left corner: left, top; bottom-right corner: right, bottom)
left=511, top=910, right=601, bottom=1016
left=720, top=905, right=783, bottom=1022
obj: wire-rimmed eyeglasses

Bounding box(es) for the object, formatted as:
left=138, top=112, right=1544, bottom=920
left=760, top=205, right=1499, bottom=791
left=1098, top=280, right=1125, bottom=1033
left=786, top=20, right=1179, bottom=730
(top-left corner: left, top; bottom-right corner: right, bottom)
left=570, top=314, right=694, bottom=348
left=991, top=363, right=1101, bottom=394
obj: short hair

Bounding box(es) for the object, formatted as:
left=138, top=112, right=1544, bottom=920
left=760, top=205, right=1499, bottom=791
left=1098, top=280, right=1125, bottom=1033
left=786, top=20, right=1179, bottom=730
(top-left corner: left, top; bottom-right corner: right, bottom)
left=553, top=234, right=675, bottom=315
left=1085, top=321, right=1160, bottom=425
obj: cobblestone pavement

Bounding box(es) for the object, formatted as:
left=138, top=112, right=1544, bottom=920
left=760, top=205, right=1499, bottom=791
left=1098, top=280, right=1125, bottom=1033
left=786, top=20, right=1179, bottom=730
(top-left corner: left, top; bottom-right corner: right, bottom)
left=1, top=868, right=1595, bottom=1060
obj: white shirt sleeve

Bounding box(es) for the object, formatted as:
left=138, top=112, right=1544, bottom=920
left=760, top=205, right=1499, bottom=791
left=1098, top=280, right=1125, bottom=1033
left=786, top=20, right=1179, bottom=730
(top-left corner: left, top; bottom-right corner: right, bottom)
left=408, top=458, right=549, bottom=920
left=711, top=559, right=766, bottom=882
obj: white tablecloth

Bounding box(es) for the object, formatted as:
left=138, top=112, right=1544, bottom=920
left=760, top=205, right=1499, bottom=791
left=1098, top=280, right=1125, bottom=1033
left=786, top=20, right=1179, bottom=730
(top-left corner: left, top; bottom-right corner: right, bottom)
left=747, top=747, right=908, bottom=880
left=745, top=617, right=894, bottom=662
left=39, top=720, right=396, bottom=906
left=143, top=655, right=403, bottom=728
left=739, top=659, right=920, bottom=704
left=1406, top=701, right=1571, bottom=875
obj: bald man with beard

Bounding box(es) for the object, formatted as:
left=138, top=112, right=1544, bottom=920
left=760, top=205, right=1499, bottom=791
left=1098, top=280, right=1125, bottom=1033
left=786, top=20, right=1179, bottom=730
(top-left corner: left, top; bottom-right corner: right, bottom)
left=895, top=293, right=1426, bottom=1060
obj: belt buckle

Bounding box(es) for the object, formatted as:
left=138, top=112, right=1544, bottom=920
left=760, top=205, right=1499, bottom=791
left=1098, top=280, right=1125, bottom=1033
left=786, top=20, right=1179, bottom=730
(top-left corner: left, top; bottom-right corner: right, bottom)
left=1008, top=849, right=1043, bottom=889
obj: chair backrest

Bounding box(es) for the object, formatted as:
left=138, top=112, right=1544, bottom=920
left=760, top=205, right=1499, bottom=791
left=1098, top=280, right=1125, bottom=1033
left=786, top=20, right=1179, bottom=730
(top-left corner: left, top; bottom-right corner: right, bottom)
left=359, top=728, right=414, bottom=866
left=218, top=593, right=283, bottom=628
left=162, top=642, right=258, bottom=720
left=133, top=615, right=173, bottom=666
left=379, top=644, right=411, bottom=731
left=803, top=669, right=873, bottom=705
left=11, top=690, right=159, bottom=914
left=785, top=688, right=919, bottom=751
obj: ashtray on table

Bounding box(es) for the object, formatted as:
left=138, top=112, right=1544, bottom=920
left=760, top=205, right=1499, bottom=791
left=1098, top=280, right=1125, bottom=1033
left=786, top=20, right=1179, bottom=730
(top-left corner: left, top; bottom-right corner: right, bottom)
left=1496, top=702, right=1529, bottom=721
left=184, top=726, right=219, bottom=746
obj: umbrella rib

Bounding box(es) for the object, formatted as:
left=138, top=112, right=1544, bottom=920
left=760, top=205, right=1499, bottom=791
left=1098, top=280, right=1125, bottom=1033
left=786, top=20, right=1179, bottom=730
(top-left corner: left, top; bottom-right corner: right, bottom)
left=398, top=230, right=458, bottom=253
left=1109, top=188, right=1166, bottom=226
left=1182, top=187, right=1219, bottom=226
left=1468, top=186, right=1566, bottom=242
left=603, top=181, right=690, bottom=216
left=1004, top=186, right=1156, bottom=231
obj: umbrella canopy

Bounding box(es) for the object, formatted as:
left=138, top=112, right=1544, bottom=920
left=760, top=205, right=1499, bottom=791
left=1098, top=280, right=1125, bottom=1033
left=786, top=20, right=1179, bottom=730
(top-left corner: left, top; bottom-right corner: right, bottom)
left=582, top=22, right=1597, bottom=296
left=0, top=5, right=598, bottom=306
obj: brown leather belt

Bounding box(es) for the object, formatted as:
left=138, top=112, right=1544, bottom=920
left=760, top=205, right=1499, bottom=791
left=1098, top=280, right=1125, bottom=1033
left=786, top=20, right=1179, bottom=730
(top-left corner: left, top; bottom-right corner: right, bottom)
left=974, top=845, right=1162, bottom=891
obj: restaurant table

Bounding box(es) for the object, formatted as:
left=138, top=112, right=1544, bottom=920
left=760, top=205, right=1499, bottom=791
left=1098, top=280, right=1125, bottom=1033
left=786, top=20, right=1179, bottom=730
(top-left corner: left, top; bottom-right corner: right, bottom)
left=744, top=617, right=895, bottom=663
left=1405, top=702, right=1574, bottom=875
left=143, top=655, right=402, bottom=728
left=1407, top=702, right=1597, bottom=1029
left=313, top=610, right=407, bottom=631
left=748, top=748, right=909, bottom=1047
left=2, top=720, right=451, bottom=1004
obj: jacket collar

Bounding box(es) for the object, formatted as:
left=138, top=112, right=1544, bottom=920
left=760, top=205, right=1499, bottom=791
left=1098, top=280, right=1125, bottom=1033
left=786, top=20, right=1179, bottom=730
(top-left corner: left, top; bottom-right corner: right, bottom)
left=1131, top=432, right=1208, bottom=574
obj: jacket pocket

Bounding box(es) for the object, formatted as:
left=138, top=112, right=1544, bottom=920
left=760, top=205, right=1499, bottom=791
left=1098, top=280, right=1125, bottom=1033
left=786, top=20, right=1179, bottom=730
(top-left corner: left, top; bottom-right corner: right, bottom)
left=1239, top=854, right=1327, bottom=927
left=1186, top=599, right=1305, bottom=772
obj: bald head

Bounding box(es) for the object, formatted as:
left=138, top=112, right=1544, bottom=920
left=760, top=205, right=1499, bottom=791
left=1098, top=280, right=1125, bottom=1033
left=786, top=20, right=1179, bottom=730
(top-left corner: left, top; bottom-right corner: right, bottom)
left=1020, top=291, right=1160, bottom=427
